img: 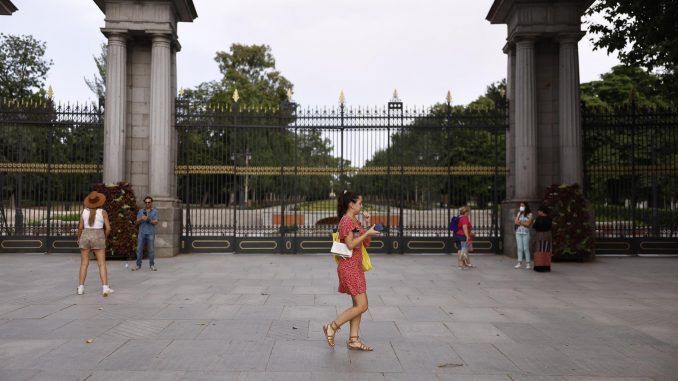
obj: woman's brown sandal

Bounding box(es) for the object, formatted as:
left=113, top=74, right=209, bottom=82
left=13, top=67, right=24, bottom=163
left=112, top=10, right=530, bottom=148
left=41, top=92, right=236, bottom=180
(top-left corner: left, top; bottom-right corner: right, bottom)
left=322, top=321, right=340, bottom=347
left=347, top=336, right=373, bottom=351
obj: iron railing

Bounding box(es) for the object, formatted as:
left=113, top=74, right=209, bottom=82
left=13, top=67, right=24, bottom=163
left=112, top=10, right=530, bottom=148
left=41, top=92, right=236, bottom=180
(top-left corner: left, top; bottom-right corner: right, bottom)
left=176, top=98, right=508, bottom=253
left=0, top=99, right=103, bottom=245
left=583, top=101, right=678, bottom=253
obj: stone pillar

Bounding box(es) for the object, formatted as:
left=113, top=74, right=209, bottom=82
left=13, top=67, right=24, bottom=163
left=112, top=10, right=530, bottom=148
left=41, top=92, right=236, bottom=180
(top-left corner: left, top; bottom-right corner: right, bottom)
left=148, top=33, right=181, bottom=258
left=513, top=37, right=539, bottom=200
left=558, top=34, right=584, bottom=186
left=149, top=33, right=172, bottom=197
left=96, top=0, right=197, bottom=258
left=103, top=32, right=127, bottom=184
left=504, top=43, right=516, bottom=200
left=487, top=0, right=593, bottom=257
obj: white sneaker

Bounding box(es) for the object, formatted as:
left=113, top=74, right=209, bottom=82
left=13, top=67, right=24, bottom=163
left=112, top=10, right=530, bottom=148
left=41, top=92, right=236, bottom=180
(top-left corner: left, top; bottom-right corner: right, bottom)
left=102, top=286, right=114, bottom=297
left=525, top=263, right=532, bottom=270
left=77, top=285, right=84, bottom=295
left=514, top=263, right=522, bottom=269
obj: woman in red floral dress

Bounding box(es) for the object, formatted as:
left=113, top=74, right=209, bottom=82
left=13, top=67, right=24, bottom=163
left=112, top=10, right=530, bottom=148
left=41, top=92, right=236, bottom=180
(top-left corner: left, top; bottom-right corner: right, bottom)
left=323, top=190, right=379, bottom=351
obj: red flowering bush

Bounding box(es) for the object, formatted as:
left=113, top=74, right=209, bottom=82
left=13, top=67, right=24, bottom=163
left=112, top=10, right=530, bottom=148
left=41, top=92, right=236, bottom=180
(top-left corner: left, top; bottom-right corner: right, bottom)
left=93, top=182, right=139, bottom=259
left=542, top=184, right=595, bottom=261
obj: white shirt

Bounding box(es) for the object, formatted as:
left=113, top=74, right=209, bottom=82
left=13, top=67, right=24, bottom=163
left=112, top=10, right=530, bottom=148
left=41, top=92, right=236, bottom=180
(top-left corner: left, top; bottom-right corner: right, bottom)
left=82, top=208, right=104, bottom=229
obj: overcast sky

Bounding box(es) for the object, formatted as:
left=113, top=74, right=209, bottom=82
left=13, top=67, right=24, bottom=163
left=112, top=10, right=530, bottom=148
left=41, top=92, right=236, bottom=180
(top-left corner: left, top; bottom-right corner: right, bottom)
left=1, top=0, right=619, bottom=107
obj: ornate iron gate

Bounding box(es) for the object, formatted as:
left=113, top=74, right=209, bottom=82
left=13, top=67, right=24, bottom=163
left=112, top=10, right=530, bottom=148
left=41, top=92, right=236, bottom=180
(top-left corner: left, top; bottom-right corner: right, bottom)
left=176, top=98, right=508, bottom=254
left=583, top=102, right=678, bottom=255
left=0, top=99, right=103, bottom=253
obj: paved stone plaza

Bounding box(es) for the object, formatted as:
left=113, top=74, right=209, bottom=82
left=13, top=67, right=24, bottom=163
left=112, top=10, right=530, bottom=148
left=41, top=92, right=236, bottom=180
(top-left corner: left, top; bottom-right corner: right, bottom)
left=0, top=253, right=676, bottom=381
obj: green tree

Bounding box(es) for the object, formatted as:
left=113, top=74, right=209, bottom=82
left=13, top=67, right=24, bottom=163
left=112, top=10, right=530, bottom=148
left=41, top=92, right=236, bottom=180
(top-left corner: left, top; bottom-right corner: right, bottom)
left=182, top=44, right=292, bottom=107
left=467, top=79, right=507, bottom=109
left=84, top=42, right=106, bottom=101
left=585, top=0, right=678, bottom=98
left=355, top=92, right=507, bottom=210
left=581, top=65, right=671, bottom=108
left=0, top=33, right=53, bottom=99
left=178, top=44, right=340, bottom=208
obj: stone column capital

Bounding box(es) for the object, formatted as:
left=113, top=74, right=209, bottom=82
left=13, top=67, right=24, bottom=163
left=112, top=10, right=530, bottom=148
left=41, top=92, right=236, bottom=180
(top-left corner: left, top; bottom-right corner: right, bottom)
left=502, top=42, right=514, bottom=55
left=512, top=34, right=539, bottom=45
left=101, top=28, right=128, bottom=41
left=557, top=32, right=586, bottom=44
left=150, top=32, right=173, bottom=45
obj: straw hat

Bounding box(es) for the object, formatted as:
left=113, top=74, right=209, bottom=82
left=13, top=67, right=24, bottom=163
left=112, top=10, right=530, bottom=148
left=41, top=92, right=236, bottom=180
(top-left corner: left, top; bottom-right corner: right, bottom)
left=83, top=191, right=106, bottom=209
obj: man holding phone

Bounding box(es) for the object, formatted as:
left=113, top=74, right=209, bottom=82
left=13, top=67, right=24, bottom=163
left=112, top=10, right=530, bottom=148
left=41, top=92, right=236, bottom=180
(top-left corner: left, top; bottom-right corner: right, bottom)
left=133, top=196, right=159, bottom=271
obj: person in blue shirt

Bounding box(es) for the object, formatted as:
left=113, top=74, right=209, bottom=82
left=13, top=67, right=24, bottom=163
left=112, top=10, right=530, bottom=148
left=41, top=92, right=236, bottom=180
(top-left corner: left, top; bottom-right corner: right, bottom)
left=133, top=196, right=159, bottom=271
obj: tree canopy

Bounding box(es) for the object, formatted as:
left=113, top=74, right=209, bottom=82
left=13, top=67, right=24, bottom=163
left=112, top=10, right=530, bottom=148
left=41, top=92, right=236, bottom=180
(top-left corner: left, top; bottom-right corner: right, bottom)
left=0, top=33, right=53, bottom=100
left=84, top=42, right=106, bottom=101
left=581, top=65, right=673, bottom=108
left=585, top=0, right=678, bottom=98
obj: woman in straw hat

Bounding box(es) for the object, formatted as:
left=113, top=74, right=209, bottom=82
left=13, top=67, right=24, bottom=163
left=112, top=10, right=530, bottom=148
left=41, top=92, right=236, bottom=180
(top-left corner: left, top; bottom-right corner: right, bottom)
left=76, top=191, right=113, bottom=296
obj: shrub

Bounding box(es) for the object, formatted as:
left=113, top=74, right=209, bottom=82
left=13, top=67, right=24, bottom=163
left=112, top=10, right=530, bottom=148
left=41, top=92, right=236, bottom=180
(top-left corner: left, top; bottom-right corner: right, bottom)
left=542, top=184, right=595, bottom=261
left=93, top=182, right=139, bottom=259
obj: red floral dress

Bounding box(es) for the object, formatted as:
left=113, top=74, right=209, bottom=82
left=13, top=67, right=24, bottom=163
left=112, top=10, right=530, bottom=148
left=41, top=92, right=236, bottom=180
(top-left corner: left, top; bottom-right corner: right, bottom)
left=336, top=215, right=370, bottom=296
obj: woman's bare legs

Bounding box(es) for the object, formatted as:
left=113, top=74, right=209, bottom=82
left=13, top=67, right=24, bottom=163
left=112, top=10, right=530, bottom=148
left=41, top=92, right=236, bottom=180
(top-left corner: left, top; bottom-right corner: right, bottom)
left=457, top=249, right=466, bottom=268
left=348, top=294, right=366, bottom=338
left=346, top=293, right=372, bottom=350
left=79, top=249, right=90, bottom=285
left=93, top=249, right=108, bottom=286
left=325, top=293, right=369, bottom=347
left=462, top=249, right=473, bottom=267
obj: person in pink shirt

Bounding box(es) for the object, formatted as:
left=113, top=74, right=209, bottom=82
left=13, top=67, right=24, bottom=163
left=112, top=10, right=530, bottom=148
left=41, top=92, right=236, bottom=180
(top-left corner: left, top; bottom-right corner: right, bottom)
left=455, top=206, right=475, bottom=269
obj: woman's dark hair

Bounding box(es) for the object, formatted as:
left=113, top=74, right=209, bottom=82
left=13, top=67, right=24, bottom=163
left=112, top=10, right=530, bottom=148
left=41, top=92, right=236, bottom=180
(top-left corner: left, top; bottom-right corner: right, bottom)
left=537, top=205, right=549, bottom=214
left=337, top=190, right=360, bottom=218
left=88, top=208, right=96, bottom=227
left=520, top=201, right=532, bottom=215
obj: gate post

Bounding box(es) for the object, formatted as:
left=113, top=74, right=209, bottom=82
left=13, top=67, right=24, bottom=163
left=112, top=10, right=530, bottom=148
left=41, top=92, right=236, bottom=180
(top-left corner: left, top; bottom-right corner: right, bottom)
left=487, top=0, right=592, bottom=257
left=95, top=0, right=197, bottom=257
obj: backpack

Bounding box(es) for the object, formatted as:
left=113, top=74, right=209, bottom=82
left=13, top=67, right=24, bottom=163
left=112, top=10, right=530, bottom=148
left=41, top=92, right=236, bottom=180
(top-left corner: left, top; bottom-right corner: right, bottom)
left=448, top=215, right=461, bottom=233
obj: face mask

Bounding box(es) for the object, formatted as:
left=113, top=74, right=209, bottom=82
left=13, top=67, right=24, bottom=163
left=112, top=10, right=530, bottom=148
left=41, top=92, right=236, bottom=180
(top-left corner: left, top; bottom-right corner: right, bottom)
left=519, top=206, right=525, bottom=212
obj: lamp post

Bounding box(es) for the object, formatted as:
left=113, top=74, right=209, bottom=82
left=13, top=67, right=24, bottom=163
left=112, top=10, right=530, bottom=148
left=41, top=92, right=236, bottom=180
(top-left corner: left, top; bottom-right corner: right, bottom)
left=432, top=153, right=439, bottom=208
left=231, top=150, right=252, bottom=207
left=245, top=148, right=252, bottom=206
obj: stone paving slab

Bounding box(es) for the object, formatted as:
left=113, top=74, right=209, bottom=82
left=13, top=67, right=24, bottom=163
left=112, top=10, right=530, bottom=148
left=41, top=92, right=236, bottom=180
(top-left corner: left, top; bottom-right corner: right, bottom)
left=0, top=254, right=676, bottom=380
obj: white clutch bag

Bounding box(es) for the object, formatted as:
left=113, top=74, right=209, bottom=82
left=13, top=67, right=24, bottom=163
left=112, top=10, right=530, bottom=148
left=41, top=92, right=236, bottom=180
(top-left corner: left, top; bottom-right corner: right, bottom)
left=331, top=241, right=352, bottom=258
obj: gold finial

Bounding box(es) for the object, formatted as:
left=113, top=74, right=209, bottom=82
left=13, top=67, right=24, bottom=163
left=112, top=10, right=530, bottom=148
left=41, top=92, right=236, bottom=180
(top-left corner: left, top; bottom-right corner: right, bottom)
left=339, top=90, right=346, bottom=106
left=446, top=90, right=452, bottom=104
left=47, top=85, right=54, bottom=99
left=286, top=88, right=293, bottom=101
left=390, top=89, right=401, bottom=102
left=232, top=89, right=240, bottom=103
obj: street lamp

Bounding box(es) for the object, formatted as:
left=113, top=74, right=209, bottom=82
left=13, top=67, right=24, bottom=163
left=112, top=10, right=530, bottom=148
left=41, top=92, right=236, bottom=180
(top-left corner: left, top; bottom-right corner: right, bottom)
left=245, top=148, right=252, bottom=206
left=231, top=150, right=253, bottom=207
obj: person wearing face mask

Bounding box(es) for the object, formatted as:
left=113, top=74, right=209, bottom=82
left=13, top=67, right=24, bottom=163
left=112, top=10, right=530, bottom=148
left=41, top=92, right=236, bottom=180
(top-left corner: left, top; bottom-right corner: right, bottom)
left=514, top=202, right=534, bottom=269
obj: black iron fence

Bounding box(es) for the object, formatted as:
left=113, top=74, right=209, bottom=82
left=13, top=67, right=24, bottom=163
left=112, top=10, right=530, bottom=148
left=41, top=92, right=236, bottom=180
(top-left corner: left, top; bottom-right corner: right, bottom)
left=0, top=99, right=103, bottom=252
left=2, top=97, right=675, bottom=255
left=583, top=102, right=678, bottom=254
left=176, top=98, right=508, bottom=254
